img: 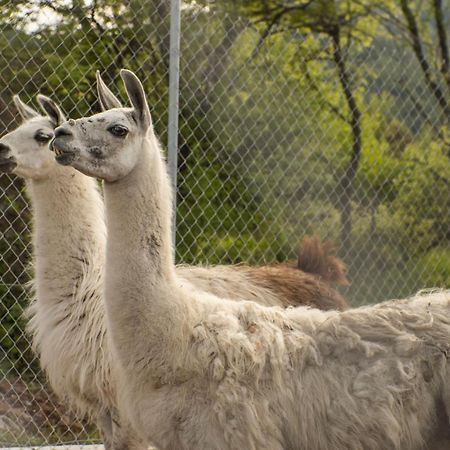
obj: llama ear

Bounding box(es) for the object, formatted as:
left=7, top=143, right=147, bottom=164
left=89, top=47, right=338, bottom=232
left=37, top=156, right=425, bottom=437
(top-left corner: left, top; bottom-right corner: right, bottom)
left=36, top=94, right=66, bottom=127
left=96, top=70, right=122, bottom=111
left=120, top=69, right=151, bottom=129
left=13, top=95, right=39, bottom=121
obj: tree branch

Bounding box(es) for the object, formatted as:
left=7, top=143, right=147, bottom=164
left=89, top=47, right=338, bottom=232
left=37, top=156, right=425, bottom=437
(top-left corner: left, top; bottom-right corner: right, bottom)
left=403, top=86, right=450, bottom=147
left=303, top=63, right=350, bottom=124
left=330, top=28, right=362, bottom=248
left=89, top=0, right=106, bottom=33
left=400, top=0, right=450, bottom=119
left=433, top=0, right=450, bottom=92
left=249, top=10, right=285, bottom=62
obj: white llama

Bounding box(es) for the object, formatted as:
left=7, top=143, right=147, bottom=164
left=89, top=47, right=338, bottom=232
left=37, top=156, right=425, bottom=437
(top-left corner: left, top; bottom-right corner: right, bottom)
left=50, top=69, right=450, bottom=450
left=0, top=95, right=136, bottom=450
left=1, top=92, right=348, bottom=449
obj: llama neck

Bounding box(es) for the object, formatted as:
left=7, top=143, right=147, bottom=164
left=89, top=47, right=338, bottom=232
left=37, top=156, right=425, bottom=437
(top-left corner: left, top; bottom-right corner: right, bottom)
left=103, top=136, right=183, bottom=373
left=27, top=165, right=106, bottom=306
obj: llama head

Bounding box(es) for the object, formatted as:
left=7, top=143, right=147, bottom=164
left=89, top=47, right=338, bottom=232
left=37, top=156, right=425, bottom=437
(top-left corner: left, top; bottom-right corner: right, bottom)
left=0, top=95, right=65, bottom=180
left=51, top=69, right=153, bottom=183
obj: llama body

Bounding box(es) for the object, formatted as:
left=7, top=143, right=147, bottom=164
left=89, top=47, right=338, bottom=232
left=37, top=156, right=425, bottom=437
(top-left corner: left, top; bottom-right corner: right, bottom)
left=123, top=292, right=450, bottom=450
left=101, top=136, right=450, bottom=450
left=1, top=94, right=348, bottom=450
left=52, top=70, right=450, bottom=450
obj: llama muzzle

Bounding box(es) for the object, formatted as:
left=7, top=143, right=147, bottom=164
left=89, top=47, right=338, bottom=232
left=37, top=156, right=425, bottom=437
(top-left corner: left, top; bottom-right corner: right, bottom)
left=0, top=144, right=17, bottom=172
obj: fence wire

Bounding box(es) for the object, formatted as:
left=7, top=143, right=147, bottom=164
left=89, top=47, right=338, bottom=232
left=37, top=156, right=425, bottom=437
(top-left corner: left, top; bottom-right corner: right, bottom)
left=1, top=0, right=449, bottom=446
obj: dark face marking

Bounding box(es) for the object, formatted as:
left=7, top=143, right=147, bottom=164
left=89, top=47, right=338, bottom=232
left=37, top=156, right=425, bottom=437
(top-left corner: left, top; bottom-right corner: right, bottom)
left=0, top=158, right=18, bottom=173
left=97, top=118, right=106, bottom=123
left=55, top=151, right=77, bottom=166
left=88, top=146, right=104, bottom=159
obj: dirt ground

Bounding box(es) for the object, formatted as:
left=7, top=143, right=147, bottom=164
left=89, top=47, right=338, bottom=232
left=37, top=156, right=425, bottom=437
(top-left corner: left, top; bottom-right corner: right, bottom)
left=0, top=375, right=97, bottom=446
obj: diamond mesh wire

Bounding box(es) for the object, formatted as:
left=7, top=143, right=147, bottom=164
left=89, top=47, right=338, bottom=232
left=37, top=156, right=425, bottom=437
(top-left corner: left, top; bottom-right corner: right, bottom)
left=1, top=0, right=449, bottom=446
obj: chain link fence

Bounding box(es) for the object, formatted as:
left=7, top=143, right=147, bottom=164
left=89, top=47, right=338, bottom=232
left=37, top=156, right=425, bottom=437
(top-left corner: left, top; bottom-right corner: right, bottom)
left=1, top=0, right=449, bottom=446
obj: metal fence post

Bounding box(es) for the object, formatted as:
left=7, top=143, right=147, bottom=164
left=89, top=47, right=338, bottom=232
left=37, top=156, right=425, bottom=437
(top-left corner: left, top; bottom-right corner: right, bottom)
left=168, top=0, right=181, bottom=259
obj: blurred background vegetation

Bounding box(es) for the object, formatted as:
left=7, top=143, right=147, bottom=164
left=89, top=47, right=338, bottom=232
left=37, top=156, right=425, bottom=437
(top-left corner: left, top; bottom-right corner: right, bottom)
left=0, top=0, right=449, bottom=388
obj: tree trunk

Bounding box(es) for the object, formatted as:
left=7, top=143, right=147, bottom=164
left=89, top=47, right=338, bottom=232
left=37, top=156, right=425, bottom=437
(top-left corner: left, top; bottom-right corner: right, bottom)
left=330, top=30, right=362, bottom=251
left=199, top=15, right=242, bottom=113
left=179, top=14, right=242, bottom=173
left=154, top=0, right=171, bottom=74
left=433, top=0, right=450, bottom=92
left=400, top=0, right=450, bottom=119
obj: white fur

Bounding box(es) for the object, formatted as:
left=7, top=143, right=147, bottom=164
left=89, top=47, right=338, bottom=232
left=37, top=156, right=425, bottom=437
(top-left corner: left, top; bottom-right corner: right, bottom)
left=2, top=95, right=342, bottom=450
left=53, top=70, right=450, bottom=450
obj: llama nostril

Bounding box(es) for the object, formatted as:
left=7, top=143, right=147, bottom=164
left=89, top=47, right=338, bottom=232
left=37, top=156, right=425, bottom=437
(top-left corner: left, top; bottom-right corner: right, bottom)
left=54, top=127, right=73, bottom=138
left=0, top=142, right=10, bottom=157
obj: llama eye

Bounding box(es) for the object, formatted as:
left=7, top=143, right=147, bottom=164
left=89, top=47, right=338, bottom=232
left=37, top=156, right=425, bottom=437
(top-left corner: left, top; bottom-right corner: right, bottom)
left=34, top=131, right=52, bottom=143
left=108, top=125, right=128, bottom=137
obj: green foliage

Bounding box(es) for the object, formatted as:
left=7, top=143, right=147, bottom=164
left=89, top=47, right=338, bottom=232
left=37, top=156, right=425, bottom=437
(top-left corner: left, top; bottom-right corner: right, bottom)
left=0, top=285, right=34, bottom=375
left=0, top=178, right=36, bottom=377
left=416, top=248, right=450, bottom=287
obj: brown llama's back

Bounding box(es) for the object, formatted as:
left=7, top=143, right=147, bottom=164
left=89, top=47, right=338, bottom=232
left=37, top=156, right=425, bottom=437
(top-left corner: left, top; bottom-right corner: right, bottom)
left=237, top=264, right=350, bottom=310
left=244, top=235, right=351, bottom=310
left=181, top=235, right=350, bottom=311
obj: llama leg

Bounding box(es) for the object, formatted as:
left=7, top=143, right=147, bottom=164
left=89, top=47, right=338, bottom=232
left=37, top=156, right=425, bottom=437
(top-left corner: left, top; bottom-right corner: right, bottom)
left=110, top=409, right=148, bottom=450
left=427, top=395, right=450, bottom=449
left=97, top=411, right=114, bottom=450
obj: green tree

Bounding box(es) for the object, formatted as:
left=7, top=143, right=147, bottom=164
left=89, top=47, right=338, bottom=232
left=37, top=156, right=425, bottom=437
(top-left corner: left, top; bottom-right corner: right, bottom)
left=196, top=0, right=385, bottom=250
